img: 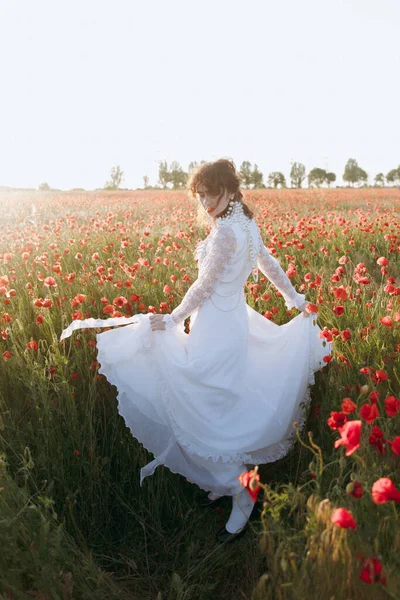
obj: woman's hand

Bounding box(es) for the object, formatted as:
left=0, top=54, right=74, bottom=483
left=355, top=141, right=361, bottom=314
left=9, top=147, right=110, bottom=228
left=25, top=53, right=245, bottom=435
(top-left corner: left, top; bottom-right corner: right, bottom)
left=149, top=314, right=167, bottom=331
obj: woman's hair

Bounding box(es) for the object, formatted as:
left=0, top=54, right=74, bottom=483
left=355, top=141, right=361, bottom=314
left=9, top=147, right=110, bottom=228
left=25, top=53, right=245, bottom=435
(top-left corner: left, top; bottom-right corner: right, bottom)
left=187, top=158, right=254, bottom=227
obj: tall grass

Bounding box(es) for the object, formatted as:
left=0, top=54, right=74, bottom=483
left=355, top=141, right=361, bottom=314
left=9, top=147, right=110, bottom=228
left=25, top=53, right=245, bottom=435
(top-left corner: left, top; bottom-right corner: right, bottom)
left=0, top=187, right=399, bottom=599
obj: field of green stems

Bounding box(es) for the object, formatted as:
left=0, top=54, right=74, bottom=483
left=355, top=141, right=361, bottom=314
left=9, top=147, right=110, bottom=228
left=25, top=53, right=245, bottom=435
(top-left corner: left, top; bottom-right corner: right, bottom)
left=0, top=187, right=400, bottom=599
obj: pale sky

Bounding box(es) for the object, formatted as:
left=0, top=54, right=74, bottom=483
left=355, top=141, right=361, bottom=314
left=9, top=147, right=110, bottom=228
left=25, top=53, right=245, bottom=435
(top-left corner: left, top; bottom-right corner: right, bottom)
left=0, top=0, right=399, bottom=190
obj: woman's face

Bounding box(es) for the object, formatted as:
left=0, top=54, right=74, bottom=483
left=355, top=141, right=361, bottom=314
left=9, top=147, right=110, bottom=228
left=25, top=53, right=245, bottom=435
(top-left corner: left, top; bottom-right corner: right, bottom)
left=196, top=185, right=233, bottom=219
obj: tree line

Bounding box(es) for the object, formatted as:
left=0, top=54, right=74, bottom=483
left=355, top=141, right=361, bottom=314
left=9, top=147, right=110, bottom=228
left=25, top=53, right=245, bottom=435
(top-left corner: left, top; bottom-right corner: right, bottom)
left=38, top=158, right=400, bottom=192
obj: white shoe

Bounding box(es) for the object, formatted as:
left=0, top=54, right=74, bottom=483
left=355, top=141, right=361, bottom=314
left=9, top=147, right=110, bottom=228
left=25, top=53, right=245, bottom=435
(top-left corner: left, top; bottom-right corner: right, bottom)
left=225, top=488, right=256, bottom=534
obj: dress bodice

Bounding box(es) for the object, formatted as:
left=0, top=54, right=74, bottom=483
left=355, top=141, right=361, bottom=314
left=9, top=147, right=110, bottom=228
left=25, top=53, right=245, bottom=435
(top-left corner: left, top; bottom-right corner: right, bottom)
left=194, top=204, right=261, bottom=312
left=162, top=200, right=306, bottom=330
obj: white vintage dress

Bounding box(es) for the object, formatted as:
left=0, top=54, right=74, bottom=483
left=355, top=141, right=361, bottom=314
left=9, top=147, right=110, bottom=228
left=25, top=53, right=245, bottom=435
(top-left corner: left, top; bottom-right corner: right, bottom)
left=60, top=201, right=332, bottom=497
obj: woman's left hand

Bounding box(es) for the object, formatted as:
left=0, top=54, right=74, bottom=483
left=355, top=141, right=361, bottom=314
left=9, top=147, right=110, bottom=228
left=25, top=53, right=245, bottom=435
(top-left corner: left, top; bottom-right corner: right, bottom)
left=149, top=314, right=167, bottom=331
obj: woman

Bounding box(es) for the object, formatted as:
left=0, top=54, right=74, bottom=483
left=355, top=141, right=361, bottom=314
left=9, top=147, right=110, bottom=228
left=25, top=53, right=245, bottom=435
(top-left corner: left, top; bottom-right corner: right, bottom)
left=60, top=158, right=332, bottom=543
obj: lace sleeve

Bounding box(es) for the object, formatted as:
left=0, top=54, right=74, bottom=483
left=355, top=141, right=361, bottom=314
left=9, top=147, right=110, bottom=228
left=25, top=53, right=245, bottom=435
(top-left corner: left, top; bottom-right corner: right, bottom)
left=256, top=230, right=306, bottom=310
left=162, top=224, right=237, bottom=330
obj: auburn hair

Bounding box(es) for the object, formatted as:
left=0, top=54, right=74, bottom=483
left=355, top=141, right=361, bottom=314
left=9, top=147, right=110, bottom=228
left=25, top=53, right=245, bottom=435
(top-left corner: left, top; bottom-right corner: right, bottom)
left=187, top=158, right=254, bottom=226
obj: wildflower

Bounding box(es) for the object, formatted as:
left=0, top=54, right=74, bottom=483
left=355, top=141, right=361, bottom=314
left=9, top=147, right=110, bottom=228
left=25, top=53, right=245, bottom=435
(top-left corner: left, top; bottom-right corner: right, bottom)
left=333, top=286, right=348, bottom=300
left=368, top=426, right=387, bottom=454
left=346, top=480, right=363, bottom=498
left=360, top=403, right=379, bottom=424
left=379, top=316, right=392, bottom=327
left=331, top=507, right=356, bottom=529
left=305, top=303, right=318, bottom=313
left=369, top=391, right=380, bottom=404
left=384, top=395, right=400, bottom=417
left=334, top=420, right=362, bottom=456
left=327, top=411, right=348, bottom=430
left=374, top=369, right=388, bottom=383
left=387, top=436, right=400, bottom=455
left=341, top=398, right=357, bottom=414
left=371, top=477, right=400, bottom=504
left=238, top=468, right=261, bottom=502
left=359, top=556, right=386, bottom=585
left=43, top=276, right=57, bottom=287
left=113, top=296, right=128, bottom=308
left=376, top=257, right=389, bottom=266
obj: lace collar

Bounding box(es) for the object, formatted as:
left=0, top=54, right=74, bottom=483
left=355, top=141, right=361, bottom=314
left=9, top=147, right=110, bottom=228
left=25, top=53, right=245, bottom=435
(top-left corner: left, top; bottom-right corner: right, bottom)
left=214, top=200, right=249, bottom=226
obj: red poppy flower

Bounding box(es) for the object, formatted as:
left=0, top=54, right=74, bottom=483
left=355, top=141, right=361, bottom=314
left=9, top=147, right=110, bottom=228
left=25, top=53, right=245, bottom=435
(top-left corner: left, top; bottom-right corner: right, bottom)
left=376, top=257, right=389, bottom=266
left=359, top=556, right=386, bottom=585
left=43, top=276, right=57, bottom=287
left=368, top=426, right=387, bottom=455
left=238, top=469, right=261, bottom=502
left=331, top=507, right=356, bottom=529
left=360, top=403, right=379, bottom=424
left=341, top=398, right=357, bottom=414
left=341, top=329, right=351, bottom=341
left=113, top=296, right=128, bottom=308
left=327, top=411, right=348, bottom=430
left=333, top=286, right=348, bottom=300
left=384, top=395, right=400, bottom=417
left=319, top=329, right=333, bottom=342
left=379, top=316, right=392, bottom=327
left=371, top=477, right=400, bottom=504
left=333, top=306, right=344, bottom=316
left=374, top=369, right=388, bottom=383
left=334, top=420, right=362, bottom=456
left=305, top=302, right=318, bottom=313
left=368, top=391, right=380, bottom=404
left=387, top=436, right=400, bottom=455
left=346, top=480, right=364, bottom=498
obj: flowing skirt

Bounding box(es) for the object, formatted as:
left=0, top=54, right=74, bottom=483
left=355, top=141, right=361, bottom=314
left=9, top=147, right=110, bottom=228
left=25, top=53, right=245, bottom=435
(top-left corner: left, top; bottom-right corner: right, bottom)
left=60, top=295, right=332, bottom=497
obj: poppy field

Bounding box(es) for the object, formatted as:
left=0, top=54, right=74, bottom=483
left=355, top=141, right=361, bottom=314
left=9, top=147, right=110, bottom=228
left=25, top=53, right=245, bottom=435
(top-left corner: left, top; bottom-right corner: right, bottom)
left=1, top=186, right=400, bottom=599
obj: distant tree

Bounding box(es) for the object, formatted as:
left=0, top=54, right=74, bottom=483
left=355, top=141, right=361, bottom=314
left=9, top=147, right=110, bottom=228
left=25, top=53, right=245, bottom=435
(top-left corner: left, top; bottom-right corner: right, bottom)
left=267, top=172, right=286, bottom=188
left=239, top=161, right=253, bottom=188
left=143, top=175, right=149, bottom=188
left=251, top=164, right=264, bottom=188
left=343, top=158, right=368, bottom=187
left=290, top=162, right=306, bottom=188
left=374, top=173, right=385, bottom=187
left=326, top=172, right=336, bottom=187
left=104, top=165, right=124, bottom=189
left=169, top=161, right=188, bottom=189
left=386, top=166, right=400, bottom=186
left=158, top=160, right=171, bottom=188
left=308, top=168, right=327, bottom=188
left=188, top=160, right=207, bottom=175
left=38, top=182, right=51, bottom=191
